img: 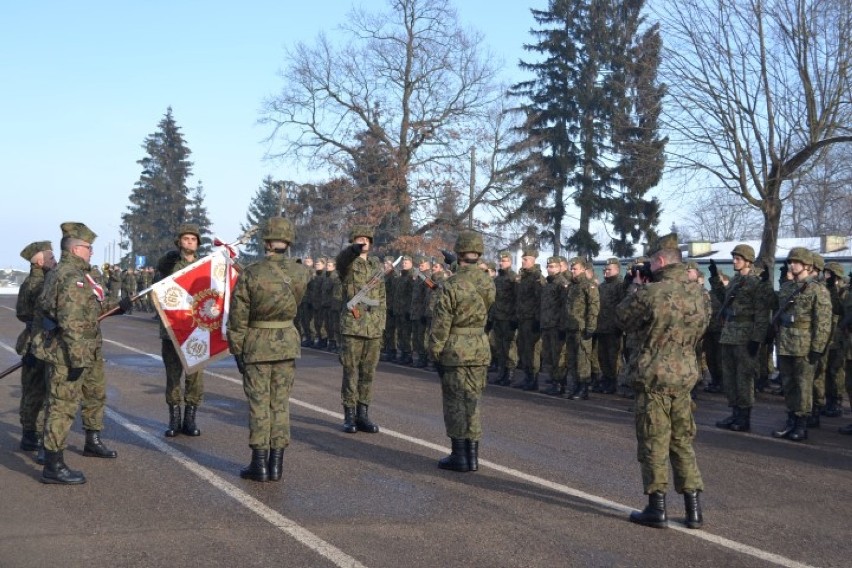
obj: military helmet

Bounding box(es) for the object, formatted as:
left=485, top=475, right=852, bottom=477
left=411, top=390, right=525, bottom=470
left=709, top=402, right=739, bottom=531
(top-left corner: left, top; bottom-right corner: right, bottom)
left=174, top=223, right=201, bottom=246
left=348, top=225, right=374, bottom=243
left=786, top=247, right=812, bottom=265
left=454, top=230, right=484, bottom=255
left=811, top=253, right=825, bottom=272
left=825, top=262, right=845, bottom=278
left=731, top=244, right=755, bottom=263
left=263, top=217, right=295, bottom=243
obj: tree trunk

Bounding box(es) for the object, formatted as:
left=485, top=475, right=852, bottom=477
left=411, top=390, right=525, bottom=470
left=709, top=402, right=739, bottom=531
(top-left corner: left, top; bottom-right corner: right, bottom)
left=757, top=189, right=782, bottom=268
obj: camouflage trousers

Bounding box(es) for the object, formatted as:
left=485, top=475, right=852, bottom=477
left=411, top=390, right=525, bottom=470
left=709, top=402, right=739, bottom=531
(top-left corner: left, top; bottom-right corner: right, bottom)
left=634, top=388, right=703, bottom=495
left=517, top=319, right=541, bottom=376
left=43, top=360, right=107, bottom=452
left=825, top=348, right=845, bottom=403
left=299, top=305, right=314, bottom=340
left=590, top=335, right=600, bottom=375
left=565, top=331, right=593, bottom=384
left=540, top=328, right=567, bottom=384
left=778, top=355, right=816, bottom=416
left=162, top=340, right=204, bottom=406
left=395, top=315, right=412, bottom=354
left=243, top=360, right=295, bottom=450
left=441, top=365, right=487, bottom=441
left=382, top=310, right=397, bottom=353
left=596, top=333, right=623, bottom=382
left=812, top=349, right=832, bottom=407
left=313, top=308, right=327, bottom=341
left=340, top=335, right=381, bottom=407
left=325, top=307, right=340, bottom=346
left=719, top=343, right=757, bottom=408
left=703, top=331, right=722, bottom=386
left=492, top=320, right=517, bottom=371
left=19, top=358, right=48, bottom=432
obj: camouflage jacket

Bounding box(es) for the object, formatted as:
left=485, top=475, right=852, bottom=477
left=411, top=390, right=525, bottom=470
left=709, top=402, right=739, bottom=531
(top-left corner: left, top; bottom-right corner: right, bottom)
left=392, top=269, right=414, bottom=317
left=710, top=272, right=770, bottom=345
left=561, top=273, right=600, bottom=333
left=429, top=263, right=495, bottom=366
left=337, top=248, right=387, bottom=339
left=385, top=271, right=397, bottom=313
left=827, top=279, right=847, bottom=350
left=39, top=252, right=106, bottom=368
left=540, top=273, right=568, bottom=329
left=227, top=253, right=310, bottom=363
left=426, top=270, right=448, bottom=318
left=491, top=268, right=517, bottom=321
left=596, top=275, right=627, bottom=334
left=15, top=265, right=46, bottom=356
left=320, top=271, right=337, bottom=310
left=775, top=275, right=832, bottom=357
left=121, top=271, right=137, bottom=296
left=309, top=270, right=327, bottom=311
left=410, top=273, right=427, bottom=320
left=616, top=263, right=710, bottom=392
left=156, top=251, right=197, bottom=340
left=516, top=265, right=544, bottom=321
left=107, top=270, right=121, bottom=302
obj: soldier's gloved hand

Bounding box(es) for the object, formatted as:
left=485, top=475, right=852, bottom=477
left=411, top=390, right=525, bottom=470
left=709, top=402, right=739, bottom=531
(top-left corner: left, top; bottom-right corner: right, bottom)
left=234, top=354, right=246, bottom=375
left=531, top=320, right=541, bottom=333
left=509, top=320, right=518, bottom=332
left=351, top=242, right=365, bottom=254
left=484, top=320, right=493, bottom=333
left=708, top=259, right=718, bottom=278
left=67, top=367, right=84, bottom=381
left=558, top=329, right=567, bottom=342
left=807, top=351, right=821, bottom=365
left=440, top=249, right=457, bottom=266
left=760, top=267, right=770, bottom=283
left=747, top=340, right=760, bottom=357
left=22, top=352, right=37, bottom=368
left=117, top=296, right=133, bottom=314
left=582, top=329, right=594, bottom=341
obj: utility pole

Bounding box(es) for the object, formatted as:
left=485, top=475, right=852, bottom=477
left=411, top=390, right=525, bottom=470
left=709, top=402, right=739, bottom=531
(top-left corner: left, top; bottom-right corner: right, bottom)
left=468, top=146, right=475, bottom=229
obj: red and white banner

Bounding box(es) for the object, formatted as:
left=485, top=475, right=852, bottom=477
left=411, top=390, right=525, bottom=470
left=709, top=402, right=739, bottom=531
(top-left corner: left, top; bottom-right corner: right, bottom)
left=152, top=249, right=239, bottom=374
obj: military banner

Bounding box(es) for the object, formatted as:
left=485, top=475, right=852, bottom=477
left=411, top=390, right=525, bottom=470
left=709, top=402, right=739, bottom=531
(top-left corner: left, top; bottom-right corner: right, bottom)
left=152, top=249, right=239, bottom=374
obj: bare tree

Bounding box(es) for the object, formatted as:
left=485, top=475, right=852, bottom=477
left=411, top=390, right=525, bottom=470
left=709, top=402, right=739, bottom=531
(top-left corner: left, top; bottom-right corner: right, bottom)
left=260, top=0, right=500, bottom=243
left=686, top=185, right=763, bottom=241
left=785, top=143, right=852, bottom=236
left=657, top=0, right=852, bottom=265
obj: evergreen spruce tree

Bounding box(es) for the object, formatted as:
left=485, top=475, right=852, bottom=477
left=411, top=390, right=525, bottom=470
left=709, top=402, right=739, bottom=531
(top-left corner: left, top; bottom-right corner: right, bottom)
left=241, top=177, right=285, bottom=259
left=186, top=181, right=213, bottom=255
left=121, top=107, right=195, bottom=264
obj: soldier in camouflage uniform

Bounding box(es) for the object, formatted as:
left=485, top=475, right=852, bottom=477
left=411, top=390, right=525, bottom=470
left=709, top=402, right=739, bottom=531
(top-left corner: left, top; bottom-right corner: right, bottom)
left=409, top=256, right=428, bottom=366
left=107, top=264, right=121, bottom=306
left=336, top=225, right=387, bottom=433
left=616, top=234, right=710, bottom=530
left=809, top=253, right=830, bottom=425
left=298, top=256, right=315, bottom=346
left=393, top=255, right=415, bottom=365
left=227, top=217, right=310, bottom=482
left=490, top=251, right=518, bottom=386
left=595, top=258, right=626, bottom=395
left=310, top=257, right=329, bottom=349
left=771, top=248, right=832, bottom=442
left=120, top=266, right=137, bottom=314
left=562, top=257, right=600, bottom=400
left=514, top=249, right=544, bottom=389
left=708, top=244, right=770, bottom=433
left=156, top=224, right=205, bottom=438
left=321, top=258, right=339, bottom=351
left=381, top=256, right=398, bottom=361
left=40, top=222, right=129, bottom=484
left=429, top=231, right=495, bottom=472
left=540, top=257, right=569, bottom=395
left=838, top=276, right=852, bottom=434
left=822, top=262, right=847, bottom=417
left=15, top=241, right=56, bottom=454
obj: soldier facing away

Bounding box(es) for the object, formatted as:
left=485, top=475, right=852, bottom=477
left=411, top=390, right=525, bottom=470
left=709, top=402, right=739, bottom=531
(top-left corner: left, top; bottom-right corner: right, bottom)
left=429, top=231, right=495, bottom=472
left=616, top=234, right=710, bottom=529
left=227, top=217, right=310, bottom=482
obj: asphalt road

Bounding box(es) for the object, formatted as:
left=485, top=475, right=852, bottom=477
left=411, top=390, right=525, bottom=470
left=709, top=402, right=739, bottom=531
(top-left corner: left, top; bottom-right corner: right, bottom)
left=1, top=296, right=850, bottom=568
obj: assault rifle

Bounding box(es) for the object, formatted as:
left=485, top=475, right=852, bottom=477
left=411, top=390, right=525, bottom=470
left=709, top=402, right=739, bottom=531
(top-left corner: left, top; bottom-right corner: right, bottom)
left=765, top=281, right=810, bottom=344
left=416, top=270, right=438, bottom=290
left=346, top=256, right=402, bottom=319
left=716, top=277, right=747, bottom=326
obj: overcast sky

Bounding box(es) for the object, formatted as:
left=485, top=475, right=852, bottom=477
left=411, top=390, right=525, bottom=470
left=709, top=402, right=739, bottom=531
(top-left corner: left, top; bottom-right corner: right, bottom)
left=0, top=0, right=684, bottom=270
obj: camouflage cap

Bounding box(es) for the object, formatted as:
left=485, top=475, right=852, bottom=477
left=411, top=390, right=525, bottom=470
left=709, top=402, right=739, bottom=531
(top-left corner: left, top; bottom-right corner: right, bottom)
left=731, top=243, right=756, bottom=263
left=383, top=255, right=395, bottom=263
left=175, top=223, right=201, bottom=241
left=569, top=256, right=587, bottom=268
left=485, top=261, right=497, bottom=270
left=60, top=222, right=97, bottom=243
left=20, top=240, right=52, bottom=261
left=686, top=261, right=700, bottom=271
left=454, top=231, right=484, bottom=255
left=648, top=233, right=679, bottom=255
left=521, top=248, right=539, bottom=258
left=348, top=224, right=374, bottom=242
left=811, top=253, right=825, bottom=272
left=498, top=250, right=512, bottom=260
left=606, top=257, right=621, bottom=267
left=263, top=217, right=295, bottom=242
left=786, top=247, right=812, bottom=265
left=558, top=256, right=569, bottom=265
left=546, top=256, right=561, bottom=265
left=414, top=254, right=428, bottom=265
left=825, top=261, right=845, bottom=278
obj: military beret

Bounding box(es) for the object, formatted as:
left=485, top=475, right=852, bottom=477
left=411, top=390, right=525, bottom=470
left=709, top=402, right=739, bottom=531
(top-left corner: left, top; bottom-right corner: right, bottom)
left=825, top=262, right=845, bottom=278
left=606, top=257, right=621, bottom=266
left=20, top=241, right=52, bottom=262
left=686, top=261, right=699, bottom=271
left=521, top=248, right=539, bottom=258
left=569, top=256, right=587, bottom=268
left=60, top=222, right=97, bottom=243
left=498, top=250, right=512, bottom=260
left=546, top=256, right=561, bottom=265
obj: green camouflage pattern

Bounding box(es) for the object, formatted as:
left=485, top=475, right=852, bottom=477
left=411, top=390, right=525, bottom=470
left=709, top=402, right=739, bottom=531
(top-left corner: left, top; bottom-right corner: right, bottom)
left=16, top=266, right=48, bottom=431
left=339, top=336, right=381, bottom=406
left=775, top=275, right=832, bottom=357
left=597, top=274, right=627, bottom=334
left=710, top=272, right=770, bottom=345
left=43, top=357, right=107, bottom=451
left=540, top=273, right=568, bottom=329
left=778, top=355, right=817, bottom=416
left=516, top=265, right=544, bottom=321
left=337, top=251, right=387, bottom=339
left=491, top=267, right=517, bottom=321
left=162, top=340, right=204, bottom=405
left=562, top=271, right=600, bottom=333
left=243, top=360, right=296, bottom=450
left=441, top=366, right=487, bottom=440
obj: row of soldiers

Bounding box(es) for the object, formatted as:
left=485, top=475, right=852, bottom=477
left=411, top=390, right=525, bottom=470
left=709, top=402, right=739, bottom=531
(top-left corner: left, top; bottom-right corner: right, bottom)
left=95, top=265, right=157, bottom=313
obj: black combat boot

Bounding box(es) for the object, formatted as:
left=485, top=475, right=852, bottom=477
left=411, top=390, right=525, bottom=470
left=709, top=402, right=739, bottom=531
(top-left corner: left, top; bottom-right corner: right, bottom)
left=466, top=439, right=479, bottom=472
left=83, top=430, right=118, bottom=458
left=522, top=373, right=539, bottom=392
left=629, top=491, right=668, bottom=528
left=413, top=354, right=428, bottom=368
left=807, top=406, right=821, bottom=428
left=438, top=438, right=470, bottom=472
left=601, top=377, right=617, bottom=395
left=401, top=352, right=414, bottom=366
left=36, top=446, right=46, bottom=465
left=355, top=403, right=379, bottom=433
left=787, top=415, right=808, bottom=442
left=543, top=382, right=566, bottom=396
left=591, top=373, right=604, bottom=393
left=342, top=406, right=357, bottom=433
left=493, top=368, right=511, bottom=386
left=823, top=396, right=842, bottom=417
left=20, top=430, right=42, bottom=452
left=772, top=412, right=796, bottom=438
left=327, top=339, right=337, bottom=352
left=729, top=407, right=751, bottom=432
left=301, top=337, right=313, bottom=348
left=268, top=448, right=284, bottom=482
left=568, top=382, right=589, bottom=400
left=240, top=449, right=269, bottom=482
left=165, top=404, right=182, bottom=438
left=683, top=490, right=703, bottom=529
left=182, top=405, right=201, bottom=436
left=715, top=407, right=738, bottom=429
left=41, top=450, right=86, bottom=485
